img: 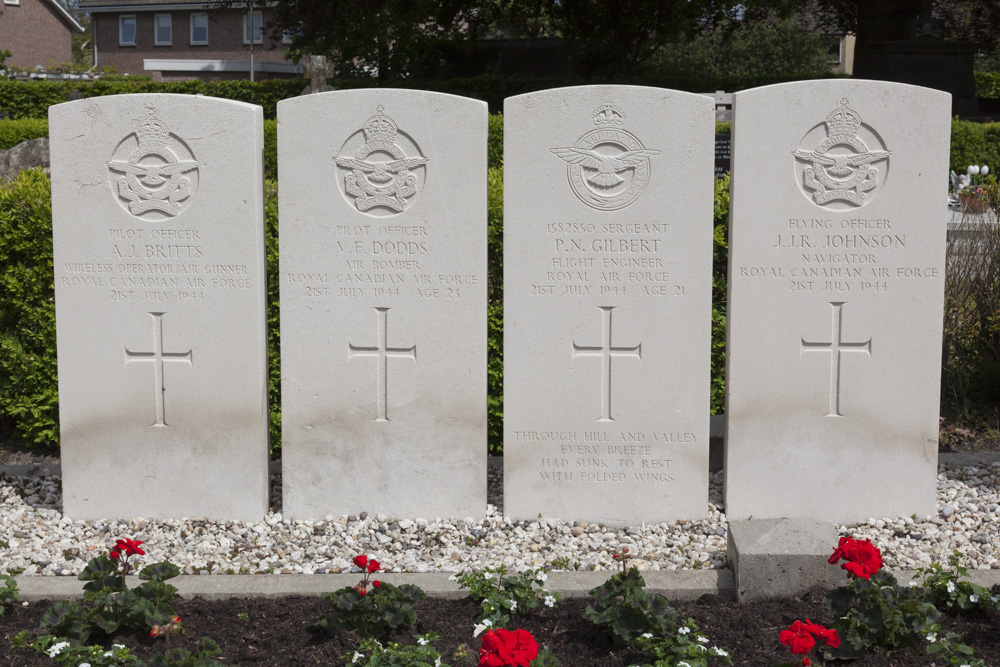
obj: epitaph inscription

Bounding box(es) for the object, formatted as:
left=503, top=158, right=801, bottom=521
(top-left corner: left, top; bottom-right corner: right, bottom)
left=551, top=105, right=661, bottom=211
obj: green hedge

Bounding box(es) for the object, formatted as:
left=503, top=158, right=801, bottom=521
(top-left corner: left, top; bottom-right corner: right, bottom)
left=0, top=168, right=58, bottom=448
left=0, top=79, right=304, bottom=120
left=975, top=71, right=1000, bottom=99
left=0, top=118, right=48, bottom=150
left=951, top=119, right=1000, bottom=175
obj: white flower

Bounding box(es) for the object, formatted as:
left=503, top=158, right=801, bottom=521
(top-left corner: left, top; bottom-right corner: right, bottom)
left=509, top=600, right=517, bottom=610
left=417, top=637, right=429, bottom=646
left=970, top=594, right=980, bottom=603
left=79, top=664, right=91, bottom=667
left=104, top=652, right=114, bottom=658
left=544, top=595, right=556, bottom=608
left=926, top=632, right=937, bottom=643
left=473, top=619, right=493, bottom=637
left=947, top=581, right=956, bottom=594
left=642, top=633, right=653, bottom=639
left=435, top=659, right=441, bottom=667
left=47, top=641, right=70, bottom=657
left=713, top=647, right=728, bottom=657
left=483, top=572, right=492, bottom=580
left=484, top=619, right=492, bottom=626
left=678, top=663, right=691, bottom=667
left=112, top=644, right=126, bottom=649
left=694, top=644, right=706, bottom=651
left=697, top=636, right=709, bottom=643
left=536, top=572, right=547, bottom=582
left=678, top=626, right=691, bottom=635
left=351, top=651, right=364, bottom=663
left=908, top=580, right=918, bottom=587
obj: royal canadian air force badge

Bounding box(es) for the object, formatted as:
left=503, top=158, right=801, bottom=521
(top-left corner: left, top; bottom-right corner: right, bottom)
left=551, top=104, right=661, bottom=211
left=107, top=108, right=200, bottom=218
left=792, top=98, right=891, bottom=208
left=334, top=106, right=428, bottom=214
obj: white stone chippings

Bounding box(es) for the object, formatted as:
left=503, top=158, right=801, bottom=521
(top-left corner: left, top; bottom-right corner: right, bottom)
left=2, top=464, right=998, bottom=575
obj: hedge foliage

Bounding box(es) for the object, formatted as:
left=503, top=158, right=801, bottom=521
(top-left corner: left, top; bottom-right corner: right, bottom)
left=975, top=71, right=1000, bottom=99
left=0, top=168, right=58, bottom=448
left=0, top=118, right=47, bottom=150
left=951, top=119, right=1000, bottom=175
left=0, top=79, right=304, bottom=120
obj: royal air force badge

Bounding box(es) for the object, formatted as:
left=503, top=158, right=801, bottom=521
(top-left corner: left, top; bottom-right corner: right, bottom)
left=334, top=106, right=428, bottom=214
left=107, top=108, right=200, bottom=218
left=792, top=98, right=891, bottom=208
left=551, top=104, right=661, bottom=211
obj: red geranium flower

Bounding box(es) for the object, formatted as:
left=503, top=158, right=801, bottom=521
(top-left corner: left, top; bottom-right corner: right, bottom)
left=478, top=628, right=539, bottom=667
left=828, top=536, right=882, bottom=579
left=780, top=619, right=840, bottom=660
left=114, top=538, right=145, bottom=556
left=110, top=549, right=121, bottom=561
left=372, top=580, right=381, bottom=588
left=353, top=554, right=368, bottom=569
left=367, top=558, right=381, bottom=574
left=779, top=621, right=816, bottom=654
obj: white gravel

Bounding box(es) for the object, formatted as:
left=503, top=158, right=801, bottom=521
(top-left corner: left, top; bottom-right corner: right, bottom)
left=2, top=462, right=999, bottom=577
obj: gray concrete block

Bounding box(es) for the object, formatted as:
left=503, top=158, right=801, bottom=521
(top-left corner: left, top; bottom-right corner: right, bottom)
left=728, top=518, right=847, bottom=603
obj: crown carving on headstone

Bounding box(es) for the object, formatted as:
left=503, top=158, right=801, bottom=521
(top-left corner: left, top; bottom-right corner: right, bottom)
left=135, top=108, right=171, bottom=149
left=592, top=104, right=625, bottom=128
left=362, top=105, right=398, bottom=143
left=825, top=98, right=862, bottom=137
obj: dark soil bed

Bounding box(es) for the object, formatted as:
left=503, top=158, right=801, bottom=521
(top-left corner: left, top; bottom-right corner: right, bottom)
left=2, top=590, right=999, bottom=666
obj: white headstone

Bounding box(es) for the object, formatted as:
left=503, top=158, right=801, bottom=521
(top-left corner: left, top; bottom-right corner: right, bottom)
left=504, top=86, right=714, bottom=525
left=724, top=81, right=951, bottom=522
left=279, top=90, right=487, bottom=520
left=49, top=94, right=270, bottom=521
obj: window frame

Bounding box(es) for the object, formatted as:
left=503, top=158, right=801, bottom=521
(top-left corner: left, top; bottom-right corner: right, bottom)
left=189, top=12, right=208, bottom=45
left=243, top=10, right=262, bottom=45
left=119, top=14, right=137, bottom=46
left=154, top=13, right=172, bottom=46
left=3, top=1, right=21, bottom=7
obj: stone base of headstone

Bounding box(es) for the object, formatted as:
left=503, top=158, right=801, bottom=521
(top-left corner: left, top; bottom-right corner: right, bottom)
left=727, top=518, right=846, bottom=603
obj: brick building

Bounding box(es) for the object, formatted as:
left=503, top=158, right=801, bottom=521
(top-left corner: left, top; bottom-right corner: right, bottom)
left=0, top=0, right=85, bottom=69
left=78, top=0, right=302, bottom=80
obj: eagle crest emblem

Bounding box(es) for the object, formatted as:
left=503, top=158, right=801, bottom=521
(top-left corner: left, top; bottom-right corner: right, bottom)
left=792, top=98, right=891, bottom=208
left=551, top=104, right=660, bottom=211
left=334, top=106, right=428, bottom=215
left=107, top=108, right=200, bottom=219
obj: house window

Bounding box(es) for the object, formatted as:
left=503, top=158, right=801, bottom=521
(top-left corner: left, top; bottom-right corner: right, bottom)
left=243, top=11, right=262, bottom=44
left=282, top=30, right=293, bottom=45
left=154, top=14, right=172, bottom=46
left=190, top=13, right=208, bottom=45
left=119, top=15, right=136, bottom=46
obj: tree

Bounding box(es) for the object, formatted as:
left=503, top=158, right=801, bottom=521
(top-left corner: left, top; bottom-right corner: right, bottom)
left=265, top=0, right=473, bottom=80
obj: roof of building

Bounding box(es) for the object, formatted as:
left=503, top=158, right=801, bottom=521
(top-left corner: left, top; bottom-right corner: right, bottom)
left=44, top=0, right=86, bottom=32
left=77, top=0, right=257, bottom=9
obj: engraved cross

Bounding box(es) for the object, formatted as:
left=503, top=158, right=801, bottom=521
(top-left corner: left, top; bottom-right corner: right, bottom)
left=349, top=307, right=416, bottom=422
left=800, top=301, right=871, bottom=417
left=124, top=312, right=193, bottom=427
left=572, top=306, right=642, bottom=422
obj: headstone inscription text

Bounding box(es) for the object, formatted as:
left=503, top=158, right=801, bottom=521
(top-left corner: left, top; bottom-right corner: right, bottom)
left=50, top=94, right=270, bottom=521
left=724, top=81, right=951, bottom=523
left=504, top=86, right=715, bottom=525
left=279, top=90, right=487, bottom=520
